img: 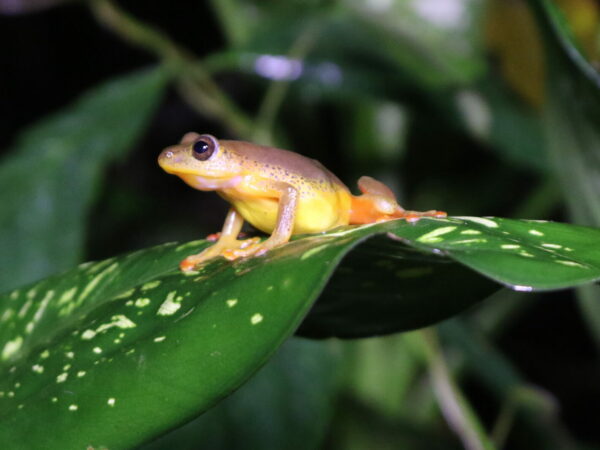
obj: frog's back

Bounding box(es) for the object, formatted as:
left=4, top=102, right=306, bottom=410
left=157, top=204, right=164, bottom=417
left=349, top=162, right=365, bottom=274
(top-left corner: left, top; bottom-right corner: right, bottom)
left=221, top=140, right=351, bottom=233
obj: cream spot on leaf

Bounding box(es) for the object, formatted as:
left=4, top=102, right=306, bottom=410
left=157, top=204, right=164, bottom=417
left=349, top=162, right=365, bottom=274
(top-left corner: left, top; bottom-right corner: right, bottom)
left=2, top=336, right=23, bottom=361
left=56, top=373, right=68, bottom=383
left=417, top=226, right=457, bottom=243
left=226, top=299, right=238, bottom=308
left=251, top=313, right=264, bottom=325
left=157, top=291, right=181, bottom=316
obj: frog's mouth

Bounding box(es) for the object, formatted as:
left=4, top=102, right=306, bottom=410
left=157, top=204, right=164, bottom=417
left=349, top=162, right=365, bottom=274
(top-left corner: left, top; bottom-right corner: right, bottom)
left=178, top=173, right=243, bottom=191
left=158, top=149, right=242, bottom=191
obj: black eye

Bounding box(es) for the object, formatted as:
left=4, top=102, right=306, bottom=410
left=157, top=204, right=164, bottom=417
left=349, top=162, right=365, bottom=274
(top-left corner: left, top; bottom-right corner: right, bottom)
left=192, top=135, right=217, bottom=161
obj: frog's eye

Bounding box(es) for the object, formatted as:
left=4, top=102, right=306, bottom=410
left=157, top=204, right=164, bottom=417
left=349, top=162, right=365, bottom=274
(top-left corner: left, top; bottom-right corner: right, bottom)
left=192, top=135, right=218, bottom=161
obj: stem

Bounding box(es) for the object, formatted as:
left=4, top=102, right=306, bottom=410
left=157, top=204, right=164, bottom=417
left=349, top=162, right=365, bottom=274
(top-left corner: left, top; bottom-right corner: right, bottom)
left=490, top=393, right=518, bottom=450
left=208, top=0, right=249, bottom=47
left=253, top=21, right=322, bottom=145
left=89, top=0, right=254, bottom=138
left=420, top=328, right=495, bottom=450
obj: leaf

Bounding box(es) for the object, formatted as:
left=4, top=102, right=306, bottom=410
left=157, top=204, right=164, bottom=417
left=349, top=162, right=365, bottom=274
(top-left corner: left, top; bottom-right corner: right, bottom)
left=0, top=218, right=599, bottom=448
left=299, top=234, right=498, bottom=338
left=528, top=0, right=600, bottom=344
left=0, top=67, right=168, bottom=292
left=144, top=338, right=340, bottom=450
left=389, top=217, right=600, bottom=291
left=341, top=0, right=487, bottom=88
left=305, top=216, right=600, bottom=337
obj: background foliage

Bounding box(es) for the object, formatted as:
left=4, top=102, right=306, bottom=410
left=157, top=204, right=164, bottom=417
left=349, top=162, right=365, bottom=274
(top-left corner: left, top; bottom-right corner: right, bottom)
left=1, top=0, right=600, bottom=448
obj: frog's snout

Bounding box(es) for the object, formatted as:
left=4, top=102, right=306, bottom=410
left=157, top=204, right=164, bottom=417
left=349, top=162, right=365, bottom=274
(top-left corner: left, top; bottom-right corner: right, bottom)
left=158, top=146, right=182, bottom=173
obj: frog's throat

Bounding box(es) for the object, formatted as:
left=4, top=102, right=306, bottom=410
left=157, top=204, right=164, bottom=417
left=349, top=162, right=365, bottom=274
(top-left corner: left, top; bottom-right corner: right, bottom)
left=178, top=174, right=243, bottom=191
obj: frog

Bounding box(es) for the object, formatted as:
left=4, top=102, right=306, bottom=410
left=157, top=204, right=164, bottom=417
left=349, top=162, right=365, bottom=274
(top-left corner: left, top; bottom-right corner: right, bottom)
left=158, top=133, right=446, bottom=271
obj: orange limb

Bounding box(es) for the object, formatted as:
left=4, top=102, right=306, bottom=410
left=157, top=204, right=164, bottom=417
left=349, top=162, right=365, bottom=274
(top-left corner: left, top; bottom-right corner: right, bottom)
left=349, top=176, right=446, bottom=225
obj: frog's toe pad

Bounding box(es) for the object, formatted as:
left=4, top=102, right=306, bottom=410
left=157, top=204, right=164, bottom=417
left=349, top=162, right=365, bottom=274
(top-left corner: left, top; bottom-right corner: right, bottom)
left=180, top=256, right=202, bottom=272
left=238, top=237, right=261, bottom=249
left=222, top=242, right=267, bottom=261
left=404, top=210, right=447, bottom=223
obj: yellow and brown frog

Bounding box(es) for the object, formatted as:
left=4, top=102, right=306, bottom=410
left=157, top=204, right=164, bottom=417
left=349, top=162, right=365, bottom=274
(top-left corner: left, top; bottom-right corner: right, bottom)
left=158, top=133, right=446, bottom=271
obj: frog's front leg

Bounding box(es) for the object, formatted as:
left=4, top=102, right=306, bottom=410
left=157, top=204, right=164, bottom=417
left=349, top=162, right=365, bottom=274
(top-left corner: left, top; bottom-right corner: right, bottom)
left=221, top=182, right=299, bottom=260
left=179, top=207, right=260, bottom=271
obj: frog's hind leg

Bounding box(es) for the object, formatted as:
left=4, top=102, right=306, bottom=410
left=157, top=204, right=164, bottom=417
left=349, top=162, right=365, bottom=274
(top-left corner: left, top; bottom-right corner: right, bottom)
left=349, top=176, right=446, bottom=224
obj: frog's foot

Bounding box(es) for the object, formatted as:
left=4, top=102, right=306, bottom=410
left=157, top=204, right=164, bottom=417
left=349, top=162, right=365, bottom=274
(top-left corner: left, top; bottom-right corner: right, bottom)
left=180, top=237, right=262, bottom=271
left=401, top=210, right=447, bottom=223
left=221, top=241, right=272, bottom=261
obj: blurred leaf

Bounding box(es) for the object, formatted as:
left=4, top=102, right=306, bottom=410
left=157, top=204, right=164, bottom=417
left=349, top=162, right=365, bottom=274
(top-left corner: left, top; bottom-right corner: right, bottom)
left=341, top=334, right=422, bottom=418
left=212, top=0, right=486, bottom=104
left=485, top=0, right=546, bottom=108
left=530, top=0, right=600, bottom=343
left=554, top=0, right=600, bottom=62
left=0, top=67, right=168, bottom=292
left=342, top=0, right=487, bottom=88
left=440, top=320, right=581, bottom=450
left=329, top=394, right=461, bottom=450
left=145, top=338, right=340, bottom=450
left=0, top=218, right=599, bottom=447
left=533, top=0, right=600, bottom=225
left=462, top=81, right=546, bottom=172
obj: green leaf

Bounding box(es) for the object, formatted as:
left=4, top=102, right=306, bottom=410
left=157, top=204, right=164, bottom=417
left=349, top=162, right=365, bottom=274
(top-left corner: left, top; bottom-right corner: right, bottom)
left=144, top=338, right=340, bottom=450
left=0, top=67, right=168, bottom=293
left=341, top=0, right=487, bottom=87
left=528, top=0, right=600, bottom=344
left=299, top=234, right=498, bottom=338
left=389, top=217, right=600, bottom=291
left=0, top=218, right=599, bottom=448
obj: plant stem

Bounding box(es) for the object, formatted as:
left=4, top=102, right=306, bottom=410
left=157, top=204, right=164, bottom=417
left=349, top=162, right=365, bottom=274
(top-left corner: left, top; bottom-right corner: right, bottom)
left=420, top=328, right=496, bottom=450
left=253, top=21, right=322, bottom=145
left=208, top=0, right=250, bottom=47
left=89, top=0, right=254, bottom=138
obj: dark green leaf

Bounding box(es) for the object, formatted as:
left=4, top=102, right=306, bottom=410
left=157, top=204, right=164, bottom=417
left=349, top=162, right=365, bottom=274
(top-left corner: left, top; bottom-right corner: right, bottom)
left=0, top=217, right=599, bottom=448
left=299, top=235, right=498, bottom=338
left=0, top=68, right=168, bottom=292
left=144, top=338, right=340, bottom=450
left=389, top=217, right=600, bottom=290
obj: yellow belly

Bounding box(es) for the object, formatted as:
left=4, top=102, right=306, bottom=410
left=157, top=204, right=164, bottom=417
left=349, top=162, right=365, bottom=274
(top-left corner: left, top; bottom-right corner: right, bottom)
left=224, top=189, right=351, bottom=234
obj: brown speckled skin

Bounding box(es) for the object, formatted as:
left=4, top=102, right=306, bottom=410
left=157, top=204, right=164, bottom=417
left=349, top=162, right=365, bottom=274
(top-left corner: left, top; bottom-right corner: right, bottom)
left=220, top=140, right=349, bottom=194
left=158, top=135, right=353, bottom=234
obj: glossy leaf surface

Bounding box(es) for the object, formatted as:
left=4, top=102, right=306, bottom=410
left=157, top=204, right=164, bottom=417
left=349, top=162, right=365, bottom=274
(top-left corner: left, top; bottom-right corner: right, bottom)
left=0, top=218, right=599, bottom=448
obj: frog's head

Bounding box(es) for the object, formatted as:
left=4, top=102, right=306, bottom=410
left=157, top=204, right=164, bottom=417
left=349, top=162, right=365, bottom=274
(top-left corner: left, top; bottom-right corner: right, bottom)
left=158, top=133, right=243, bottom=191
